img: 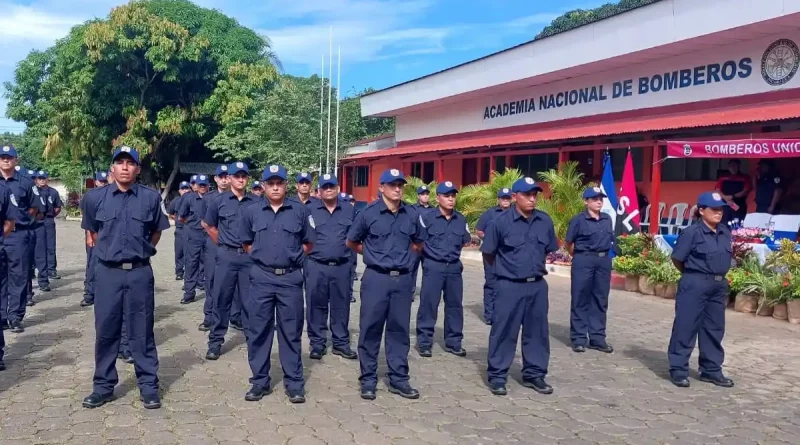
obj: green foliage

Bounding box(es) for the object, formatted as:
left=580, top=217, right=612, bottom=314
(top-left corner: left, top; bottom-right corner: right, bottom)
left=646, top=262, right=681, bottom=285
left=536, top=161, right=587, bottom=241
left=616, top=232, right=655, bottom=257
left=456, top=169, right=523, bottom=229
left=402, top=177, right=437, bottom=206
left=612, top=256, right=646, bottom=276
left=535, top=0, right=661, bottom=40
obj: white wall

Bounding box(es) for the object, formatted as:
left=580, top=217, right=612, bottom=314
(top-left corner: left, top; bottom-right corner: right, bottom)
left=395, top=31, right=800, bottom=141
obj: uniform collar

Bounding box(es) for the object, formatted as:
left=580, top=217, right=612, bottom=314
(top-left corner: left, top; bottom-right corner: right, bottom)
left=511, top=206, right=540, bottom=221
left=699, top=221, right=727, bottom=235
left=1, top=172, right=22, bottom=182
left=262, top=198, right=294, bottom=211
left=582, top=210, right=607, bottom=220
left=110, top=182, right=138, bottom=196
left=434, top=208, right=459, bottom=219
left=313, top=198, right=340, bottom=210
left=377, top=198, right=406, bottom=214
left=225, top=191, right=252, bottom=201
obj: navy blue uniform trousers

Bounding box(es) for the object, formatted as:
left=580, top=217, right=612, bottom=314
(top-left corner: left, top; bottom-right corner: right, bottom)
left=208, top=248, right=251, bottom=351
left=410, top=255, right=422, bottom=294
left=244, top=266, right=305, bottom=392
left=44, top=219, right=57, bottom=276
left=93, top=262, right=159, bottom=396
left=34, top=223, right=48, bottom=288
left=569, top=253, right=611, bottom=346
left=84, top=244, right=97, bottom=302
left=667, top=274, right=727, bottom=379
left=203, top=238, right=217, bottom=322
left=305, top=259, right=351, bottom=351
left=416, top=259, right=464, bottom=350
left=183, top=229, right=206, bottom=300
left=27, top=229, right=35, bottom=300
left=358, top=268, right=413, bottom=390
left=488, top=278, right=550, bottom=386
left=4, top=229, right=32, bottom=323
left=0, top=254, right=6, bottom=356
left=174, top=227, right=184, bottom=276
left=482, top=258, right=495, bottom=322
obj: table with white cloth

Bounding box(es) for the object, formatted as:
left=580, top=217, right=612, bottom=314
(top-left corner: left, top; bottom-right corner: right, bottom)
left=654, top=235, right=774, bottom=264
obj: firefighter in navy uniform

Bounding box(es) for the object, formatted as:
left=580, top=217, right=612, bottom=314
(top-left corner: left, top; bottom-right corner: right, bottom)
left=754, top=160, right=783, bottom=214
left=410, top=185, right=432, bottom=298
left=81, top=171, right=109, bottom=307
left=167, top=181, right=191, bottom=280
left=714, top=159, right=751, bottom=224
left=80, top=145, right=170, bottom=410
left=475, top=188, right=513, bottom=325
left=0, top=183, right=12, bottom=370
left=32, top=171, right=52, bottom=292
left=178, top=175, right=210, bottom=305
left=667, top=192, right=734, bottom=389
left=480, top=177, right=558, bottom=396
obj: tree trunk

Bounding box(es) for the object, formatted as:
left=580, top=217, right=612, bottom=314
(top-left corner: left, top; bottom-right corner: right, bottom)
left=161, top=150, right=181, bottom=203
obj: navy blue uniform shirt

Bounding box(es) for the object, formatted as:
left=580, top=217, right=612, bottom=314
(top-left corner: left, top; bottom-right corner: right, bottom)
left=671, top=222, right=732, bottom=276
left=422, top=208, right=471, bottom=263
left=308, top=199, right=355, bottom=262
left=167, top=194, right=185, bottom=228
left=412, top=203, right=434, bottom=217
left=480, top=207, right=558, bottom=280
left=755, top=173, right=782, bottom=208
left=0, top=172, right=36, bottom=227
left=565, top=210, right=614, bottom=253
left=81, top=183, right=170, bottom=263
left=476, top=206, right=505, bottom=233
left=204, top=191, right=260, bottom=249
left=0, top=183, right=11, bottom=245
left=347, top=199, right=427, bottom=270
left=32, top=186, right=49, bottom=224
left=44, top=187, right=63, bottom=218
left=239, top=199, right=314, bottom=269
left=178, top=192, right=208, bottom=231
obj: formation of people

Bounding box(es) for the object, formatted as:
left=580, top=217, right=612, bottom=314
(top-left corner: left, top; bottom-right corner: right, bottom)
left=0, top=143, right=736, bottom=409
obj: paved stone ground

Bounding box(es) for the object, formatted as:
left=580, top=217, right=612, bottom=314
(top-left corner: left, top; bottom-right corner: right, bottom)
left=1, top=221, right=800, bottom=445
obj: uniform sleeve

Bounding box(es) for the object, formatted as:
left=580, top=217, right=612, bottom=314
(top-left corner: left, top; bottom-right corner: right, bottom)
left=564, top=216, right=579, bottom=243
left=239, top=208, right=255, bottom=245
left=0, top=187, right=9, bottom=222
left=462, top=219, right=472, bottom=245
left=545, top=221, right=558, bottom=254
left=347, top=209, right=367, bottom=243
left=714, top=175, right=726, bottom=191
left=203, top=198, right=219, bottom=227
left=476, top=210, right=490, bottom=232
left=81, top=193, right=97, bottom=232
left=413, top=210, right=428, bottom=243
left=671, top=228, right=693, bottom=263
left=301, top=207, right=316, bottom=245
left=152, top=195, right=170, bottom=232
left=24, top=184, right=36, bottom=210
left=53, top=190, right=63, bottom=208
left=178, top=196, right=191, bottom=218
left=167, top=199, right=176, bottom=215
left=480, top=220, right=499, bottom=254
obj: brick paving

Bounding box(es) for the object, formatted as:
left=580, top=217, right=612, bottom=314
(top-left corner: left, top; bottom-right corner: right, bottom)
left=1, top=221, right=800, bottom=444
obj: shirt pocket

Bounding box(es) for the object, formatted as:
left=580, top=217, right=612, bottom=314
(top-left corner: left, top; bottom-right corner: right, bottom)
left=367, top=222, right=392, bottom=252
left=95, top=207, right=117, bottom=241
left=130, top=209, right=154, bottom=239
left=281, top=222, right=302, bottom=250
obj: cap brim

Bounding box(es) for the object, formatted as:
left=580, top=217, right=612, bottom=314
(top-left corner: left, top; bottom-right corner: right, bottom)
left=382, top=178, right=407, bottom=184
left=263, top=174, right=287, bottom=181
left=230, top=169, right=249, bottom=175
left=112, top=153, right=139, bottom=164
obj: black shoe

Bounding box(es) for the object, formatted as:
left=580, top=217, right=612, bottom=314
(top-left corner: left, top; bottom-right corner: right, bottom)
left=360, top=388, right=376, bottom=400
left=2, top=321, right=8, bottom=330
left=25, top=300, right=35, bottom=307
left=205, top=349, right=220, bottom=361
left=588, top=342, right=614, bottom=354
left=489, top=383, right=507, bottom=396
left=9, top=321, right=24, bottom=334
left=522, top=377, right=554, bottom=395
left=350, top=297, right=356, bottom=303
left=197, top=286, right=205, bottom=292
left=140, top=393, right=161, bottom=409
left=309, top=349, right=327, bottom=360
left=40, top=286, right=51, bottom=292
left=198, top=322, right=211, bottom=332
left=0, top=359, right=6, bottom=371
left=332, top=347, right=358, bottom=360
left=286, top=389, right=306, bottom=404
left=82, top=392, right=114, bottom=409
left=483, top=319, right=492, bottom=326
left=417, top=347, right=432, bottom=358
left=117, top=352, right=134, bottom=364
left=245, top=384, right=271, bottom=401
left=180, top=296, right=195, bottom=305
left=572, top=345, right=586, bottom=353
left=80, top=298, right=94, bottom=307
left=698, top=373, right=734, bottom=388
left=388, top=383, right=420, bottom=399
left=229, top=320, right=243, bottom=331
left=671, top=376, right=690, bottom=388
left=445, top=346, right=467, bottom=357
left=50, top=273, right=61, bottom=280
left=175, top=275, right=183, bottom=281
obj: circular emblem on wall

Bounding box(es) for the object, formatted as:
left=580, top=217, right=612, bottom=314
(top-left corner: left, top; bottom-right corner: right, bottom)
left=761, top=39, right=800, bottom=86
left=683, top=144, right=692, bottom=156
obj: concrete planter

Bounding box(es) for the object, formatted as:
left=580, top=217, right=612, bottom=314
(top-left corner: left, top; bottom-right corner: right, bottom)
left=787, top=300, right=800, bottom=324
left=734, top=293, right=759, bottom=313
left=654, top=283, right=677, bottom=299
left=756, top=303, right=774, bottom=317
left=638, top=276, right=655, bottom=295
left=772, top=302, right=788, bottom=321
left=623, top=275, right=639, bottom=293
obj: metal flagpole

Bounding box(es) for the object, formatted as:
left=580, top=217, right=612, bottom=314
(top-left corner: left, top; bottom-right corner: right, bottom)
left=318, top=54, right=324, bottom=174
left=334, top=46, right=341, bottom=177
left=325, top=27, right=333, bottom=174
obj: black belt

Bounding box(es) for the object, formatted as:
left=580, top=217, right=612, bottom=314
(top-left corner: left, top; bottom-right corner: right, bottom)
left=99, top=259, right=151, bottom=270
left=423, top=256, right=461, bottom=266
left=685, top=272, right=725, bottom=282
left=13, top=225, right=32, bottom=231
left=220, top=244, right=246, bottom=254
left=255, top=263, right=298, bottom=276
left=575, top=251, right=610, bottom=257
left=367, top=266, right=410, bottom=276
left=310, top=257, right=350, bottom=267
left=504, top=276, right=544, bottom=283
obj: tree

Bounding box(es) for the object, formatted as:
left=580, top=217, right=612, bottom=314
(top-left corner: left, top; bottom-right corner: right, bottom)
left=4, top=0, right=279, bottom=197
left=535, top=0, right=661, bottom=40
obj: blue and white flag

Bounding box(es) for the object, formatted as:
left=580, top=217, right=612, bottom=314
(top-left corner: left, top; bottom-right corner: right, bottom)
left=600, top=152, right=619, bottom=257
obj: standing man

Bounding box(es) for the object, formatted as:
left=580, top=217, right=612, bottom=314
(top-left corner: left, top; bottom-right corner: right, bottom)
left=714, top=159, right=751, bottom=224
left=204, top=162, right=258, bottom=357
left=251, top=181, right=263, bottom=198
left=167, top=181, right=190, bottom=280
left=410, top=185, right=432, bottom=297
left=239, top=165, right=314, bottom=404
left=475, top=188, right=513, bottom=325
left=41, top=172, right=62, bottom=281
left=0, top=182, right=11, bottom=370
left=346, top=169, right=427, bottom=400
left=564, top=187, right=614, bottom=354
left=32, top=171, right=51, bottom=292
left=754, top=160, right=783, bottom=214
left=415, top=181, right=471, bottom=358
left=305, top=175, right=358, bottom=361
left=295, top=172, right=314, bottom=205
left=0, top=145, right=37, bottom=333
left=187, top=175, right=204, bottom=287
left=80, top=145, right=170, bottom=410
left=82, top=171, right=109, bottom=307
left=480, top=177, right=558, bottom=396
left=179, top=175, right=209, bottom=305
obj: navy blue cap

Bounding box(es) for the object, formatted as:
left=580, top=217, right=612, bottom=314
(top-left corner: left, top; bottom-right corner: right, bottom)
left=318, top=173, right=337, bottom=188
left=95, top=171, right=109, bottom=182
left=27, top=169, right=35, bottom=177
left=179, top=181, right=190, bottom=189
left=379, top=168, right=406, bottom=184
left=251, top=181, right=262, bottom=189
left=511, top=177, right=543, bottom=193
left=338, top=192, right=351, bottom=202
left=195, top=174, right=210, bottom=186
left=698, top=191, right=728, bottom=208
left=228, top=161, right=249, bottom=175
left=436, top=181, right=458, bottom=195
left=112, top=145, right=140, bottom=165
left=582, top=186, right=606, bottom=199
left=296, top=172, right=312, bottom=183
left=215, top=164, right=229, bottom=176
left=416, top=185, right=430, bottom=194
left=497, top=188, right=512, bottom=198
left=262, top=164, right=288, bottom=181
left=0, top=144, right=18, bottom=158
left=35, top=170, right=48, bottom=179
left=190, top=175, right=198, bottom=184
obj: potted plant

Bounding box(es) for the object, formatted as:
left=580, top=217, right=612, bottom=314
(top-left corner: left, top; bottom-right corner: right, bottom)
left=613, top=256, right=645, bottom=293
left=787, top=272, right=800, bottom=324
left=640, top=247, right=670, bottom=296
left=649, top=262, right=680, bottom=299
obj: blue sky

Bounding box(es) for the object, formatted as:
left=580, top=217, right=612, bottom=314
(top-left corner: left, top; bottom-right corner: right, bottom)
left=0, top=0, right=604, bottom=133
